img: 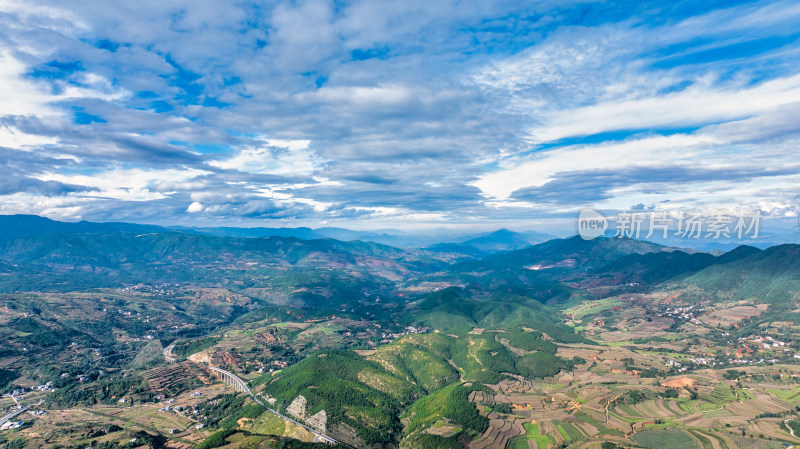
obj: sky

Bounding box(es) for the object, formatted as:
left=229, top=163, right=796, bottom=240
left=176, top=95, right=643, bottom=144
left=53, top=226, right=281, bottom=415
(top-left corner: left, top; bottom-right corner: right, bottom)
left=1, top=0, right=800, bottom=232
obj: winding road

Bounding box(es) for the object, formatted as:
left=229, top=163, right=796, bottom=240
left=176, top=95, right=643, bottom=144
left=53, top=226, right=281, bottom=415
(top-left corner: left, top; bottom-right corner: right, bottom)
left=785, top=418, right=798, bottom=439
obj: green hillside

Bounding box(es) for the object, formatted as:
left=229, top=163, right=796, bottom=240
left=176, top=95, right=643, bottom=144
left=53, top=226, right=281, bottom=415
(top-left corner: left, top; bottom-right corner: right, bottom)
left=257, top=350, right=418, bottom=445
left=595, top=244, right=764, bottom=286
left=481, top=236, right=667, bottom=271
left=254, top=312, right=580, bottom=446
left=401, top=383, right=489, bottom=448
left=684, top=244, right=800, bottom=305
left=405, top=288, right=592, bottom=344
left=368, top=333, right=460, bottom=392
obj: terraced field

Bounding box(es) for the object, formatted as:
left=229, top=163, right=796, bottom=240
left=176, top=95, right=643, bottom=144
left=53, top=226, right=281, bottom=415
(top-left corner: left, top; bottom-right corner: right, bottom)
left=469, top=417, right=524, bottom=449
left=556, top=421, right=584, bottom=441
left=632, top=429, right=700, bottom=449
left=507, top=422, right=554, bottom=449
left=731, top=436, right=787, bottom=449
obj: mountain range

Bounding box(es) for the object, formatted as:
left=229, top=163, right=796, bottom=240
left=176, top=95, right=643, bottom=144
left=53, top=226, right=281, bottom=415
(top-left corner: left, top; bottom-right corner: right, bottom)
left=2, top=214, right=798, bottom=309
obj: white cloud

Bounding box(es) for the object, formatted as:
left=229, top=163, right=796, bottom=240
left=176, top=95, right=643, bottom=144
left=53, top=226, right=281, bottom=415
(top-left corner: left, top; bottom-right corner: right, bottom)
left=2, top=0, right=800, bottom=227
left=307, top=84, right=415, bottom=107
left=0, top=125, right=58, bottom=150
left=186, top=201, right=204, bottom=213
left=529, top=74, right=800, bottom=143
left=209, top=138, right=320, bottom=175
left=467, top=0, right=800, bottom=216
left=36, top=167, right=210, bottom=201
left=0, top=50, right=60, bottom=118
left=0, top=191, right=94, bottom=220
left=473, top=133, right=710, bottom=200
left=0, top=49, right=129, bottom=153
left=253, top=186, right=333, bottom=213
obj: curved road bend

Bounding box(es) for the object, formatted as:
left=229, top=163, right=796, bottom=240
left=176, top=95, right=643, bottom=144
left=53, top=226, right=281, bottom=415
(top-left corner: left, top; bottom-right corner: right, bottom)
left=162, top=344, right=351, bottom=446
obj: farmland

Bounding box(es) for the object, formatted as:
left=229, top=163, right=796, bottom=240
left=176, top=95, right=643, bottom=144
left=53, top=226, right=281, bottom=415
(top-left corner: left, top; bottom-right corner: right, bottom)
left=3, top=224, right=800, bottom=448
left=7, top=284, right=800, bottom=449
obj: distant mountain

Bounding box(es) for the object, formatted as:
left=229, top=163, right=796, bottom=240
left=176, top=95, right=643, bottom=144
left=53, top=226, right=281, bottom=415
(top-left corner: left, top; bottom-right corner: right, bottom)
left=422, top=242, right=485, bottom=258
left=0, top=214, right=167, bottom=240
left=682, top=243, right=800, bottom=305
left=316, top=227, right=420, bottom=247
left=623, top=228, right=798, bottom=252
left=0, top=216, right=440, bottom=307
left=712, top=244, right=763, bottom=263
left=182, top=226, right=558, bottom=250
left=0, top=231, right=412, bottom=268
left=176, top=225, right=323, bottom=240
left=596, top=250, right=718, bottom=285
left=179, top=225, right=410, bottom=245
left=593, top=244, right=763, bottom=286
left=11, top=214, right=797, bottom=307
left=480, top=235, right=671, bottom=272
left=178, top=225, right=433, bottom=248
left=0, top=215, right=558, bottom=250
left=458, top=228, right=557, bottom=253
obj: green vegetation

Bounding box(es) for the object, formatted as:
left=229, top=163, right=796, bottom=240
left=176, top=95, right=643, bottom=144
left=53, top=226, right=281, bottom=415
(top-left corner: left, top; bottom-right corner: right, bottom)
left=259, top=350, right=416, bottom=445
left=369, top=333, right=460, bottom=391
left=172, top=335, right=223, bottom=358
left=450, top=334, right=516, bottom=383
left=402, top=383, right=488, bottom=447
left=503, top=330, right=558, bottom=353
left=0, top=369, right=17, bottom=392
left=249, top=412, right=286, bottom=436
left=404, top=433, right=464, bottom=449
left=786, top=419, right=800, bottom=436
left=686, top=245, right=800, bottom=309
left=196, top=429, right=239, bottom=449
left=632, top=429, right=699, bottom=449
left=254, top=313, right=579, bottom=446
left=516, top=351, right=573, bottom=379
left=9, top=317, right=65, bottom=348
left=3, top=439, right=25, bottom=449
left=408, top=289, right=592, bottom=345
left=508, top=422, right=554, bottom=449
left=197, top=394, right=266, bottom=429
left=8, top=217, right=800, bottom=449
left=731, top=436, right=787, bottom=449
left=47, top=373, right=151, bottom=407
left=724, top=369, right=746, bottom=380
left=703, top=384, right=737, bottom=405
left=557, top=421, right=584, bottom=441
left=492, top=402, right=512, bottom=414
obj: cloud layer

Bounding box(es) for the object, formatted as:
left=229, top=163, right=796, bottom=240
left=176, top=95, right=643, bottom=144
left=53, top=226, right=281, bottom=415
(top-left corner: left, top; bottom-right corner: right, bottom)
left=1, top=0, right=799, bottom=229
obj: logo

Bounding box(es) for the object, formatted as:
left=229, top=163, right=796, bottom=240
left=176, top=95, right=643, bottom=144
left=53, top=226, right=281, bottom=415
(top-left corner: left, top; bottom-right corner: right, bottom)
left=578, top=208, right=608, bottom=240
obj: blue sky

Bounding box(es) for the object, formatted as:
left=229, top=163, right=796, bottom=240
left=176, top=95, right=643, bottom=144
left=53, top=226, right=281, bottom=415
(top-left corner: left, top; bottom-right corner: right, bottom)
left=1, top=0, right=800, bottom=231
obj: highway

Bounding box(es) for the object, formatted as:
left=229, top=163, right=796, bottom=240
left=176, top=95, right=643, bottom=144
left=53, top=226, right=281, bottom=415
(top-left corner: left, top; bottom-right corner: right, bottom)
left=0, top=407, right=27, bottom=428
left=163, top=348, right=350, bottom=447
left=205, top=366, right=351, bottom=447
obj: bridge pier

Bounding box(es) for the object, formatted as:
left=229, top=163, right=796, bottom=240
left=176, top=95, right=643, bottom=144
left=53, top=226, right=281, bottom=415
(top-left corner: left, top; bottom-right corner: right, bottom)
left=214, top=370, right=243, bottom=392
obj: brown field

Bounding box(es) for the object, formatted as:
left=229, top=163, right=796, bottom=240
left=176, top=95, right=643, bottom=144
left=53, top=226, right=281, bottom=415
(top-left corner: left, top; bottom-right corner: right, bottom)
left=703, top=304, right=768, bottom=326
left=662, top=376, right=698, bottom=388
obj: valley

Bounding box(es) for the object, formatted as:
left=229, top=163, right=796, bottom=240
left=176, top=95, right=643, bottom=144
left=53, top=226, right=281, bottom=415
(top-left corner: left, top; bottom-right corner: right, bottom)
left=2, top=216, right=800, bottom=449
